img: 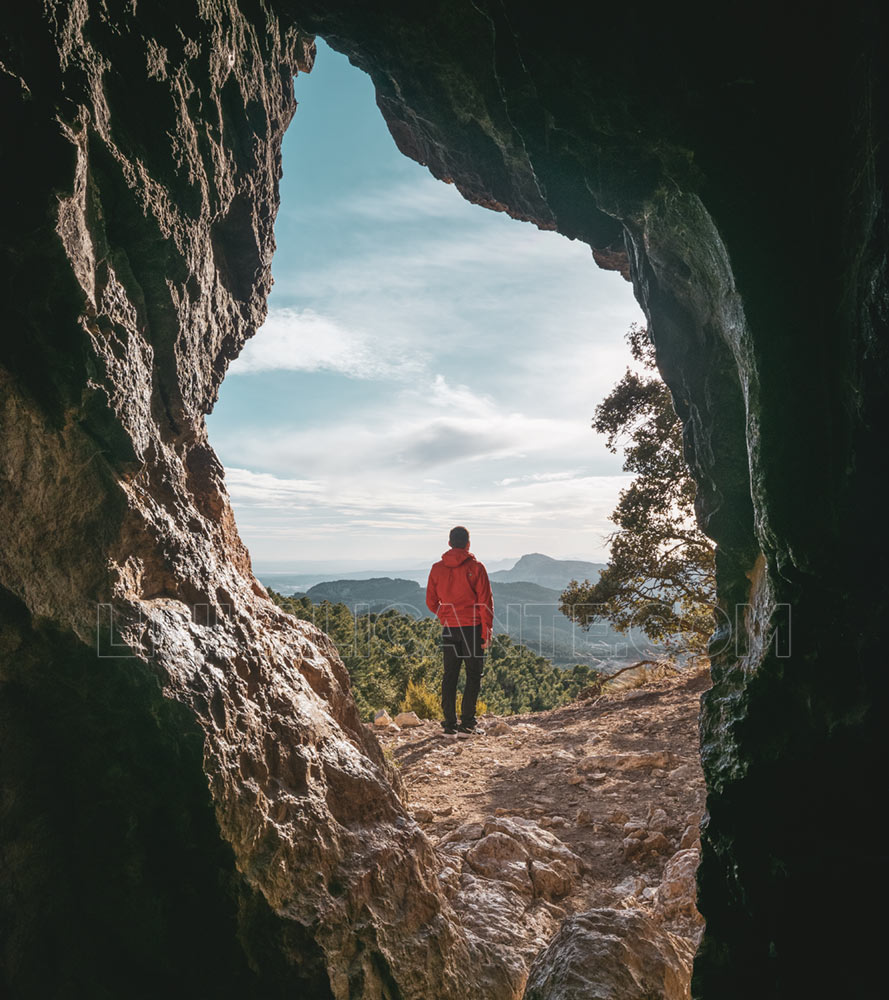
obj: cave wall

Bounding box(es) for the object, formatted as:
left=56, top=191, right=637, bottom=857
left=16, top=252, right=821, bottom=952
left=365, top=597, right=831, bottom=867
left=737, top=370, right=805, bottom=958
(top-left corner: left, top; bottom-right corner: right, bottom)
left=0, top=3, right=482, bottom=998
left=1, top=1, right=888, bottom=998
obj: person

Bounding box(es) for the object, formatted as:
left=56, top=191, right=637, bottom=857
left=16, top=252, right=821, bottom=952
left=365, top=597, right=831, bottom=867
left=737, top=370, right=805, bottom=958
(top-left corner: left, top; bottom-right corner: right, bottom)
left=425, top=526, right=494, bottom=735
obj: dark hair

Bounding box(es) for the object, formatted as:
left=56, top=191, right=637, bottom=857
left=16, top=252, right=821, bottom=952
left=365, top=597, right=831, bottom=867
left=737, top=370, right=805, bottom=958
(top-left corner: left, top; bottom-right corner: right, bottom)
left=448, top=525, right=470, bottom=549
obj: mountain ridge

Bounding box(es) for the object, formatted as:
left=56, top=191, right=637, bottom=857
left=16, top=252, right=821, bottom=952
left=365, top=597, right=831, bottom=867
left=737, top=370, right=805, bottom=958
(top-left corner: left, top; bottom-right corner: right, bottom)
left=489, top=552, right=605, bottom=590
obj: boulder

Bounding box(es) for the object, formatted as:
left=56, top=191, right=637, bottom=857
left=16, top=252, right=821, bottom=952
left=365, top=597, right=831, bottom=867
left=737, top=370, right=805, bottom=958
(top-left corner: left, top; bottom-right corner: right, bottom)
left=623, top=831, right=672, bottom=861
left=483, top=816, right=583, bottom=872
left=394, top=711, right=423, bottom=727
left=439, top=820, right=485, bottom=849
left=647, top=807, right=671, bottom=833
left=529, top=859, right=575, bottom=901
left=679, top=812, right=703, bottom=850
left=655, top=848, right=704, bottom=925
left=522, top=907, right=695, bottom=1000
left=465, top=831, right=533, bottom=894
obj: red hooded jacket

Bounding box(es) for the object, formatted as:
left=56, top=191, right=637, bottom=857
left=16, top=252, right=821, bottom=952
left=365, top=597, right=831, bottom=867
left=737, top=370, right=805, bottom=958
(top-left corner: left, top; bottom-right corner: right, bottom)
left=426, top=547, right=494, bottom=645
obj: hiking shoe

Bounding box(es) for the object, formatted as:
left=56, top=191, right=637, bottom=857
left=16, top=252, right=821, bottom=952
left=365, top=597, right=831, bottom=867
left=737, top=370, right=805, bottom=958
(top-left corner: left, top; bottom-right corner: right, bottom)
left=441, top=725, right=458, bottom=735
left=456, top=723, right=482, bottom=735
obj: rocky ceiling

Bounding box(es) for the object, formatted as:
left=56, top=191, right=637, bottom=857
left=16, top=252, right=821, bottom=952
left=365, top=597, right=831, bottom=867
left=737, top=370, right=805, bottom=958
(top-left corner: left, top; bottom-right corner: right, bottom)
left=1, top=2, right=886, bottom=998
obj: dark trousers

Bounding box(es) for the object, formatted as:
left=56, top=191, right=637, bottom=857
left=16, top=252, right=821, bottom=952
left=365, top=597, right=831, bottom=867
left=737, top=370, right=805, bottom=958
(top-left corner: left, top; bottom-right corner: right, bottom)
left=441, top=624, right=484, bottom=728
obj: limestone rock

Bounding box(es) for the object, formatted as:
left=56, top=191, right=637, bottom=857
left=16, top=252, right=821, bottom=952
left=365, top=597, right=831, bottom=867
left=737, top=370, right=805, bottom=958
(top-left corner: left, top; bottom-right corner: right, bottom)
left=529, top=859, right=575, bottom=901
left=488, top=720, right=513, bottom=736
left=439, top=820, right=486, bottom=849
left=624, top=831, right=672, bottom=861
left=394, top=711, right=423, bottom=728
left=374, top=709, right=392, bottom=727
left=679, top=812, right=703, bottom=850
left=483, top=816, right=583, bottom=873
left=522, top=907, right=695, bottom=1000
left=655, top=849, right=704, bottom=925
left=465, top=831, right=533, bottom=893
left=647, top=807, right=671, bottom=833
left=2, top=1, right=884, bottom=996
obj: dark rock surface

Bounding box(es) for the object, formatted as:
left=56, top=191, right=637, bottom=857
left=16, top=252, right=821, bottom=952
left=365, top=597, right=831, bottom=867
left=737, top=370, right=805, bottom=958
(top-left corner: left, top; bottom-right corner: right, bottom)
left=1, top=1, right=887, bottom=998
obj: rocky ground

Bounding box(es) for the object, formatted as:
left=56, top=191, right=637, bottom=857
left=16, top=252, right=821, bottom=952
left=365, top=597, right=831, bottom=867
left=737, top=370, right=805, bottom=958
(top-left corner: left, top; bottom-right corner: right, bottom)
left=370, top=666, right=711, bottom=997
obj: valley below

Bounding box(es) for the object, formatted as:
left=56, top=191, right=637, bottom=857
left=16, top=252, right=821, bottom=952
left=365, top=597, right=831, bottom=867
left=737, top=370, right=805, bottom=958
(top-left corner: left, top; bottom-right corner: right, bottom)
left=262, top=553, right=661, bottom=667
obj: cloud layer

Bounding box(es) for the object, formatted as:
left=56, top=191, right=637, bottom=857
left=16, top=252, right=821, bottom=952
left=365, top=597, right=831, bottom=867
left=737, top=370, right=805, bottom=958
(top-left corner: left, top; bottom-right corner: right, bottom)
left=206, top=40, right=645, bottom=568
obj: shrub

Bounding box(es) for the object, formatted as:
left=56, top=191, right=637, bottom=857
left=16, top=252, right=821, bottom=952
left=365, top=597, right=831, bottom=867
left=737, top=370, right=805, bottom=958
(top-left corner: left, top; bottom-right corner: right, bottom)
left=399, top=678, right=440, bottom=719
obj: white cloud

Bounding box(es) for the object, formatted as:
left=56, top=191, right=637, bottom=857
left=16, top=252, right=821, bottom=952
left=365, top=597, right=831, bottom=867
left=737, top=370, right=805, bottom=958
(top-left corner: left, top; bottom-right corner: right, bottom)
left=224, top=467, right=325, bottom=506
left=333, top=174, right=471, bottom=222
left=496, top=471, right=581, bottom=486
left=210, top=156, right=646, bottom=565
left=215, top=371, right=614, bottom=483
left=222, top=462, right=630, bottom=564
left=228, top=308, right=422, bottom=379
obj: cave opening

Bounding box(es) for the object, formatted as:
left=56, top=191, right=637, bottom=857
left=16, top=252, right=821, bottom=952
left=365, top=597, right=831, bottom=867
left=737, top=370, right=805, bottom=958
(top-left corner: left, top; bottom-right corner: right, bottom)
left=4, top=3, right=882, bottom=997
left=205, top=34, right=710, bottom=987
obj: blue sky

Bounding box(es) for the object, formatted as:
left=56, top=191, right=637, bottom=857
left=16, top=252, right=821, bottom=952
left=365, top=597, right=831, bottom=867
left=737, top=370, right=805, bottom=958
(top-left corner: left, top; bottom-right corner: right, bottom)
left=206, top=40, right=645, bottom=571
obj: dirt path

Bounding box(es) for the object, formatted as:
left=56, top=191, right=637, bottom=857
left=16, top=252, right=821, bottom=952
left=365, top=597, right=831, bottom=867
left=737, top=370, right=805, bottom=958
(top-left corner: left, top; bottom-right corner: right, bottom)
left=375, top=667, right=710, bottom=928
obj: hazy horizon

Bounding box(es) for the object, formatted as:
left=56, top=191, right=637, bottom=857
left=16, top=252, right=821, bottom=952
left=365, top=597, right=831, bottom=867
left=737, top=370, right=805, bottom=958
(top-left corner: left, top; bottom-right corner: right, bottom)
left=252, top=550, right=604, bottom=573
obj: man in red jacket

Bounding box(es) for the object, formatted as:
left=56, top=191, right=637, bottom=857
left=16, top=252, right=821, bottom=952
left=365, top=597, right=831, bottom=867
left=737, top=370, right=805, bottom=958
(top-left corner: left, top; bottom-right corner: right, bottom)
left=425, top=525, right=494, bottom=735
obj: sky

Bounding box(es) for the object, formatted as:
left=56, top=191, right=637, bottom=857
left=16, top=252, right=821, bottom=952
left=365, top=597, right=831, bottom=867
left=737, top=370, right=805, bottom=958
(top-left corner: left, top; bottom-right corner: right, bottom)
left=206, top=40, right=645, bottom=572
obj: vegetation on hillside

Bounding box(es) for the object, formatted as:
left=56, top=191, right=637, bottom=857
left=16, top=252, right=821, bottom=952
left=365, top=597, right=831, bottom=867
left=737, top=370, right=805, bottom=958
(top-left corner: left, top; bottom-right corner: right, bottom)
left=560, top=324, right=716, bottom=656
left=270, top=592, right=604, bottom=722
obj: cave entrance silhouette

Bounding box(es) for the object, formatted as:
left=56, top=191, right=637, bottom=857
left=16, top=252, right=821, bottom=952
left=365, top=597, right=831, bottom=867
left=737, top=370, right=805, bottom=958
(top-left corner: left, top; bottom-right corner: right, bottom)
left=207, top=30, right=711, bottom=989
left=2, top=4, right=884, bottom=998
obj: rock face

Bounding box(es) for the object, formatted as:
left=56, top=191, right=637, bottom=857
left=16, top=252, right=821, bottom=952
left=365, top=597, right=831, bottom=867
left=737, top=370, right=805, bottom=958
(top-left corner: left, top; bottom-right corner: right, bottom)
left=1, top=2, right=887, bottom=998
left=0, top=4, right=476, bottom=998
left=523, top=908, right=696, bottom=1000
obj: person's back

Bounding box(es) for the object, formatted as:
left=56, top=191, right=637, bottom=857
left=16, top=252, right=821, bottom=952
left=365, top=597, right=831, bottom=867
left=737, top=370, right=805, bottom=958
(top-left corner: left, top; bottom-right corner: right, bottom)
left=426, top=526, right=493, bottom=735
left=427, top=546, right=490, bottom=630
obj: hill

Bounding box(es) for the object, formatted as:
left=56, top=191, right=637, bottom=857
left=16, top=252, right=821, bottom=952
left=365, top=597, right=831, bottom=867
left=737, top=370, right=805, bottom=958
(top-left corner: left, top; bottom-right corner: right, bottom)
left=290, top=576, right=658, bottom=666
left=304, top=577, right=431, bottom=614
left=489, top=552, right=605, bottom=590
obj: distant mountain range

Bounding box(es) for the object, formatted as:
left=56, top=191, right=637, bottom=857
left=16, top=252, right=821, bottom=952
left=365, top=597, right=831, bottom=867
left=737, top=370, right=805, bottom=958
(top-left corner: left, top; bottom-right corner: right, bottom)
left=262, top=554, right=659, bottom=668
left=489, top=552, right=604, bottom=590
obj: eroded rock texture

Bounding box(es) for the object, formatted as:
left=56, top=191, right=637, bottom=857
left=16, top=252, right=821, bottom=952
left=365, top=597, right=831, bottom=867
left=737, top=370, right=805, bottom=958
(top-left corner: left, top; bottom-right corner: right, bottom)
left=2, top=1, right=888, bottom=998
left=523, top=908, right=696, bottom=1000
left=0, top=4, right=479, bottom=998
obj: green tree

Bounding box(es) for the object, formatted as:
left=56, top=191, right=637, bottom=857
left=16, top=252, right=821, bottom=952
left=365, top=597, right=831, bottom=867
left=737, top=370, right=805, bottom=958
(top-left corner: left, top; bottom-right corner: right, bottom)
left=269, top=590, right=604, bottom=720
left=559, top=324, right=716, bottom=656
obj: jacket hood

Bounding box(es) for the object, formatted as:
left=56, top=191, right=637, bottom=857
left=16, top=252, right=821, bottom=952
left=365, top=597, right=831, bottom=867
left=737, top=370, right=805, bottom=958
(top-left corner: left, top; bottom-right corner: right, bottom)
left=441, top=546, right=475, bottom=567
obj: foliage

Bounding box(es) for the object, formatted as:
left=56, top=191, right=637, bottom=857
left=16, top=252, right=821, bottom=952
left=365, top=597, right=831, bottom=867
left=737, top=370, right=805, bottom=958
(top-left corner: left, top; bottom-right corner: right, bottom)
left=399, top=678, right=441, bottom=719
left=559, top=324, right=716, bottom=655
left=270, top=592, right=603, bottom=722
left=398, top=677, right=489, bottom=719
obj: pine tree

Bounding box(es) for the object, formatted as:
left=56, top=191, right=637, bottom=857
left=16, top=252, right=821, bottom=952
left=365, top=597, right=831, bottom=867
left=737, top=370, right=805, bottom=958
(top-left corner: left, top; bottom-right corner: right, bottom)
left=559, top=324, right=716, bottom=656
